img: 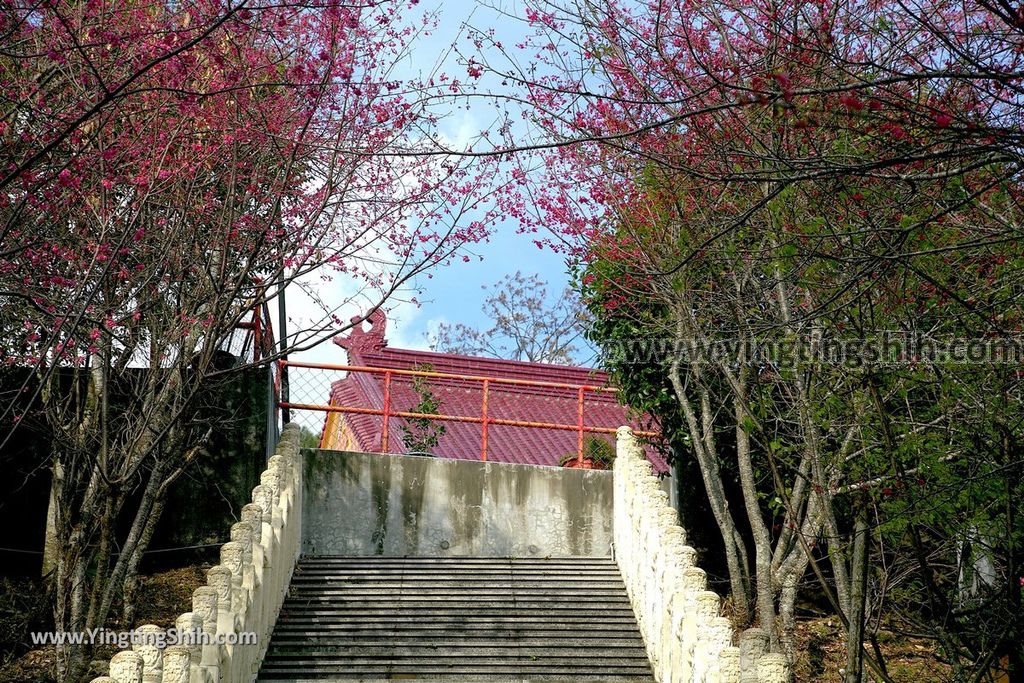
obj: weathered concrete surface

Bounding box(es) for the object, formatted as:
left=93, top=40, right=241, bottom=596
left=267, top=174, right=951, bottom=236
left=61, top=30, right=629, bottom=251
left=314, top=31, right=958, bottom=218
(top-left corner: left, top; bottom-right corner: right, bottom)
left=302, top=450, right=613, bottom=557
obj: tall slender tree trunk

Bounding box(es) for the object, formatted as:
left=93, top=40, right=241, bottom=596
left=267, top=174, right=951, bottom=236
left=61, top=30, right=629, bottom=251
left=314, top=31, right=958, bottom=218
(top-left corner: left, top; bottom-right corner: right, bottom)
left=122, top=494, right=167, bottom=626
left=55, top=532, right=92, bottom=683
left=845, top=507, right=869, bottom=683
left=770, top=490, right=821, bottom=659
left=669, top=337, right=752, bottom=621
left=732, top=372, right=777, bottom=645
left=42, top=459, right=64, bottom=579
left=86, top=499, right=115, bottom=629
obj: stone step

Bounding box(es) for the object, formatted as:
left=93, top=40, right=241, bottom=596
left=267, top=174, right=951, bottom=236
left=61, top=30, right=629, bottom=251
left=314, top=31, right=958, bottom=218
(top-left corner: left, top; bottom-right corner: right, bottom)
left=276, top=610, right=634, bottom=622
left=291, top=569, right=623, bottom=578
left=258, top=556, right=653, bottom=682
left=287, top=578, right=629, bottom=588
left=268, top=634, right=646, bottom=646
left=296, top=559, right=616, bottom=566
left=273, top=616, right=642, bottom=628
left=296, top=557, right=614, bottom=565
left=295, top=559, right=616, bottom=568
left=259, top=669, right=655, bottom=681
left=260, top=663, right=651, bottom=675
left=292, top=566, right=620, bottom=575
left=281, top=601, right=633, bottom=611
left=264, top=651, right=647, bottom=659
left=284, top=581, right=626, bottom=589
left=282, top=593, right=632, bottom=604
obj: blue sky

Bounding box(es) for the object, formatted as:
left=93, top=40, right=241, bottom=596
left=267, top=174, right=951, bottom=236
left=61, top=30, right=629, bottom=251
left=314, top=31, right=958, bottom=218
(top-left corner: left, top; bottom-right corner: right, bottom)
left=384, top=0, right=579, bottom=353
left=289, top=0, right=585, bottom=367
left=392, top=227, right=575, bottom=350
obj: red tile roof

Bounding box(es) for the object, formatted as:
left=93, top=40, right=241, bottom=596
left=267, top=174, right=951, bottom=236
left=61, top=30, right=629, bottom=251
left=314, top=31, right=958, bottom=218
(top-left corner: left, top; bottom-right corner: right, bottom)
left=328, top=310, right=667, bottom=472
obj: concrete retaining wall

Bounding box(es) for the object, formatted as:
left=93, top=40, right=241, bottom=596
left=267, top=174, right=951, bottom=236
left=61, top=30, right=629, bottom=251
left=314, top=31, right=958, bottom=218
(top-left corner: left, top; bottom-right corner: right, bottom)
left=302, top=449, right=613, bottom=557
left=614, top=427, right=792, bottom=683
left=86, top=426, right=794, bottom=683
left=89, top=423, right=304, bottom=683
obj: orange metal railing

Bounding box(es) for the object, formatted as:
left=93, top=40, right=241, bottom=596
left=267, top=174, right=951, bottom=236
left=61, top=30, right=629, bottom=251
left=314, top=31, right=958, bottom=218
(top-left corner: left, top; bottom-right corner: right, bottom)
left=277, top=360, right=659, bottom=463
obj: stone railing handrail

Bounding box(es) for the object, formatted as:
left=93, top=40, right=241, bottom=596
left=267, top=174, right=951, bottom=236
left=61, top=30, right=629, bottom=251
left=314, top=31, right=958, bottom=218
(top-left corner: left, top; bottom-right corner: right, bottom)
left=90, top=423, right=304, bottom=683
left=614, top=426, right=792, bottom=683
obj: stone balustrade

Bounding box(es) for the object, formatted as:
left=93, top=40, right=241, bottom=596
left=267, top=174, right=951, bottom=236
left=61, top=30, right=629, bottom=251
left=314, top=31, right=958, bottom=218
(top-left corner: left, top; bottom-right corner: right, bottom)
left=614, top=426, right=792, bottom=683
left=90, top=424, right=304, bottom=683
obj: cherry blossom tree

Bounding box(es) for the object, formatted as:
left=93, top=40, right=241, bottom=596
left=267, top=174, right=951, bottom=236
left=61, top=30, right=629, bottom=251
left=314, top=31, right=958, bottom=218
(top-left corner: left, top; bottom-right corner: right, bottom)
left=0, top=1, right=498, bottom=677
left=453, top=0, right=1024, bottom=677
left=579, top=154, right=1024, bottom=678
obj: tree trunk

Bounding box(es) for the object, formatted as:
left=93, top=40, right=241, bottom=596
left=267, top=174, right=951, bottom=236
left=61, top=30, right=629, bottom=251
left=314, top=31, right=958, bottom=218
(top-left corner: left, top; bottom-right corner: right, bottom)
left=845, top=508, right=869, bottom=683
left=669, top=335, right=752, bottom=621
left=55, top=540, right=91, bottom=683
left=41, top=459, right=64, bottom=579
left=122, top=493, right=167, bottom=626
left=732, top=373, right=777, bottom=645
left=776, top=492, right=822, bottom=657
left=86, top=498, right=115, bottom=629
left=95, top=457, right=166, bottom=628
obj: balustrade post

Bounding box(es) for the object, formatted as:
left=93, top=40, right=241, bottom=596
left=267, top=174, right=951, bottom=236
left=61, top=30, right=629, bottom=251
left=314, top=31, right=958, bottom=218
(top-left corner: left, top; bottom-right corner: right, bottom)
left=381, top=371, right=392, bottom=452
left=109, top=651, right=143, bottom=683
left=481, top=379, right=490, bottom=461
left=576, top=387, right=585, bottom=463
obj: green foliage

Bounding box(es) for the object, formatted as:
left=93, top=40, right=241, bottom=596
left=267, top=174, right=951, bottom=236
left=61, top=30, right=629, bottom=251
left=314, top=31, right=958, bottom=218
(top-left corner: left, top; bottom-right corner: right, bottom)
left=399, top=364, right=447, bottom=455
left=558, top=435, right=616, bottom=466
left=572, top=240, right=728, bottom=564
left=575, top=146, right=1024, bottom=673
left=298, top=426, right=321, bottom=450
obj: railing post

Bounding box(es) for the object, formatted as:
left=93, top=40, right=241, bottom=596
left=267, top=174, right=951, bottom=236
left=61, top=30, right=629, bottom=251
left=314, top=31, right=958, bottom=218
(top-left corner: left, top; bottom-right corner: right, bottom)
left=577, top=387, right=585, bottom=463
left=275, top=359, right=289, bottom=425
left=276, top=363, right=659, bottom=460
left=481, top=379, right=490, bottom=461
left=381, top=371, right=392, bottom=453
left=253, top=306, right=262, bottom=363
left=279, top=362, right=290, bottom=425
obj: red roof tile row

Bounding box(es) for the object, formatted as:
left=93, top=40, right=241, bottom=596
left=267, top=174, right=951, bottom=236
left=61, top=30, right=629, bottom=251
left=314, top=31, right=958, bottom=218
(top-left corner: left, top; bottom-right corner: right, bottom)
left=326, top=310, right=667, bottom=472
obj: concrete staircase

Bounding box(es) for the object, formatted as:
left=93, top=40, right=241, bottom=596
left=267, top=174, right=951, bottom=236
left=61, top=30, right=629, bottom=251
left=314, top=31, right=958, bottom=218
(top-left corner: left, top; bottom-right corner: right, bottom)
left=257, top=556, right=655, bottom=681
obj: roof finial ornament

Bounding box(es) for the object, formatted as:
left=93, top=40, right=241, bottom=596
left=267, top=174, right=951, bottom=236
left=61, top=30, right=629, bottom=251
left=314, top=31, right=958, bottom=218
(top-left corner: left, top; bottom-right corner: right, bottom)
left=334, top=309, right=388, bottom=352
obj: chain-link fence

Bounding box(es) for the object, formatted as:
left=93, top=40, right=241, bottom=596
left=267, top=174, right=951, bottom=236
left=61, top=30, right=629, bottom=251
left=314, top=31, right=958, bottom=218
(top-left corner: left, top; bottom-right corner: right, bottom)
left=276, top=361, right=343, bottom=448
left=273, top=360, right=662, bottom=468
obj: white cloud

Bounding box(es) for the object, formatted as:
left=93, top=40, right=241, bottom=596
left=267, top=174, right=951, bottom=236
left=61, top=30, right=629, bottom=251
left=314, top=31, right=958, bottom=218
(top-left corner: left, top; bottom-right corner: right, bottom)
left=384, top=299, right=433, bottom=351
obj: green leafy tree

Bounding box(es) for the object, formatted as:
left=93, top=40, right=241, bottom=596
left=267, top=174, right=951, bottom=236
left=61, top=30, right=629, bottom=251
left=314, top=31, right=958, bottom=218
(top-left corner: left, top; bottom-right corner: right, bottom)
left=578, top=157, right=1024, bottom=678
left=400, top=365, right=447, bottom=455
left=298, top=426, right=321, bottom=450
left=558, top=434, right=616, bottom=468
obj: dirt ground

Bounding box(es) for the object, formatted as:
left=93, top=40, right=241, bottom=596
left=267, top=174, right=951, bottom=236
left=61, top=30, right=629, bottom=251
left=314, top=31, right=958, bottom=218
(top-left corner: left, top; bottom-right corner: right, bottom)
left=791, top=616, right=953, bottom=682
left=0, top=565, right=209, bottom=683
